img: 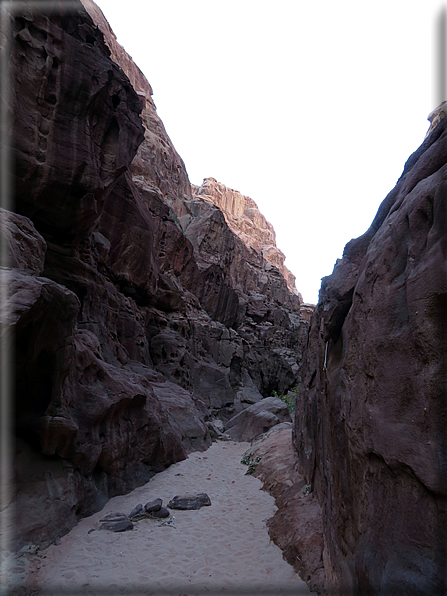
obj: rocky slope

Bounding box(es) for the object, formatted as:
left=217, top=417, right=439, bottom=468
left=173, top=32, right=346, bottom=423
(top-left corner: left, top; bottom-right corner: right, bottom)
left=294, top=110, right=447, bottom=594
left=1, top=1, right=309, bottom=550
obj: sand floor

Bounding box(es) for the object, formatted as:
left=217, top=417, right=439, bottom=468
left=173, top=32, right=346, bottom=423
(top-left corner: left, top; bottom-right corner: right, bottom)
left=21, top=440, right=314, bottom=595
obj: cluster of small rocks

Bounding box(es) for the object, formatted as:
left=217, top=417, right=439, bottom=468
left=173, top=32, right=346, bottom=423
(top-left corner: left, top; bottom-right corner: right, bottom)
left=129, top=498, right=170, bottom=521
left=94, top=493, right=211, bottom=533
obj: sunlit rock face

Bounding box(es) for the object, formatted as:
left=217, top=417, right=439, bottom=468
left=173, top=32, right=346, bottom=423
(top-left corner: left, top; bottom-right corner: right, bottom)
left=2, top=0, right=309, bottom=549
left=425, top=100, right=447, bottom=138
left=192, top=178, right=299, bottom=296
left=295, top=114, right=447, bottom=594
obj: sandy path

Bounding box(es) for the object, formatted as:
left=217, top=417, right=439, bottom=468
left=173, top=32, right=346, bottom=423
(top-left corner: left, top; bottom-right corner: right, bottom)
left=30, top=440, right=313, bottom=595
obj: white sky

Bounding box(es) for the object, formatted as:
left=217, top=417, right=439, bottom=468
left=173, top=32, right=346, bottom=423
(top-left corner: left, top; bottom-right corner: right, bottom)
left=94, top=0, right=445, bottom=304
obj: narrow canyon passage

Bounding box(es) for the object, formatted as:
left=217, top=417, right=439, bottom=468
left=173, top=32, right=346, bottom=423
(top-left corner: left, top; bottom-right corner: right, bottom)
left=30, top=441, right=314, bottom=595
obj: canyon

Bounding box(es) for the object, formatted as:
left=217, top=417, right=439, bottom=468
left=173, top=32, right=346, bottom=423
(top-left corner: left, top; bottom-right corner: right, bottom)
left=1, top=1, right=446, bottom=595
left=1, top=0, right=309, bottom=553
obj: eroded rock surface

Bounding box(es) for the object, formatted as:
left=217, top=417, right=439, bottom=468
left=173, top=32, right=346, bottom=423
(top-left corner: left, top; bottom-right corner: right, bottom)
left=192, top=177, right=299, bottom=296
left=295, top=113, right=447, bottom=594
left=1, top=0, right=309, bottom=550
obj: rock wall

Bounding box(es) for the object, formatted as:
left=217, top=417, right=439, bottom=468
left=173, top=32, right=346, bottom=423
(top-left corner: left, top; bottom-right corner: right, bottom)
left=80, top=0, right=192, bottom=217
left=1, top=1, right=309, bottom=550
left=192, top=177, right=299, bottom=296
left=294, top=111, right=447, bottom=594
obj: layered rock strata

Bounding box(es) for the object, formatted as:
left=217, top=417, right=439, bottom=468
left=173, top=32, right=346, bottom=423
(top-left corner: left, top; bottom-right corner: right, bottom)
left=295, top=110, right=447, bottom=594
left=1, top=0, right=308, bottom=550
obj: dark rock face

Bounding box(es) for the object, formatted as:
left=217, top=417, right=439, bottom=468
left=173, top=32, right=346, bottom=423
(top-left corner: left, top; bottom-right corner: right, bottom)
left=11, top=6, right=144, bottom=242
left=80, top=1, right=309, bottom=412
left=178, top=190, right=309, bottom=412
left=2, top=1, right=308, bottom=550
left=79, top=0, right=193, bottom=218
left=2, top=1, right=203, bottom=550
left=168, top=493, right=211, bottom=510
left=0, top=209, right=46, bottom=273
left=225, top=397, right=291, bottom=442
left=294, top=113, right=447, bottom=594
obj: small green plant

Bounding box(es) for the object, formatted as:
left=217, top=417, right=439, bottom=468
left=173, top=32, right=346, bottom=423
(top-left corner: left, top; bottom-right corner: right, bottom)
left=303, top=484, right=311, bottom=496
left=240, top=453, right=252, bottom=465
left=271, top=385, right=300, bottom=414
left=241, top=453, right=261, bottom=475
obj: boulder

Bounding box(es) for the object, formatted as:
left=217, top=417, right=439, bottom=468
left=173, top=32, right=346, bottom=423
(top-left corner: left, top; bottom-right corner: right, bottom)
left=168, top=493, right=211, bottom=510
left=128, top=504, right=144, bottom=519
left=144, top=499, right=162, bottom=514
left=225, top=397, right=291, bottom=442
left=149, top=507, right=170, bottom=519
left=100, top=520, right=133, bottom=532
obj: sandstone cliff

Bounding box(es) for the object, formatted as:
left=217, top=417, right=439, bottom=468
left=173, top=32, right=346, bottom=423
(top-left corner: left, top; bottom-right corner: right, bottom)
left=1, top=0, right=309, bottom=550
left=295, top=110, right=447, bottom=594
left=191, top=177, right=299, bottom=296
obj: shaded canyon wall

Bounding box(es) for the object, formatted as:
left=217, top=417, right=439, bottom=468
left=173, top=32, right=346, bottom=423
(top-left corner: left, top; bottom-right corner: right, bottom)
left=294, top=110, right=447, bottom=594
left=0, top=0, right=309, bottom=550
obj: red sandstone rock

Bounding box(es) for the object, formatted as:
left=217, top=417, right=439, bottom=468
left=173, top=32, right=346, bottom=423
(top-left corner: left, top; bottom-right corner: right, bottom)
left=82, top=1, right=308, bottom=407
left=248, top=424, right=327, bottom=594
left=11, top=6, right=144, bottom=240
left=192, top=178, right=300, bottom=296
left=425, top=100, right=447, bottom=138
left=295, top=113, right=447, bottom=593
left=80, top=0, right=192, bottom=217
left=299, top=303, right=315, bottom=324
left=225, top=397, right=291, bottom=442
left=1, top=0, right=309, bottom=551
